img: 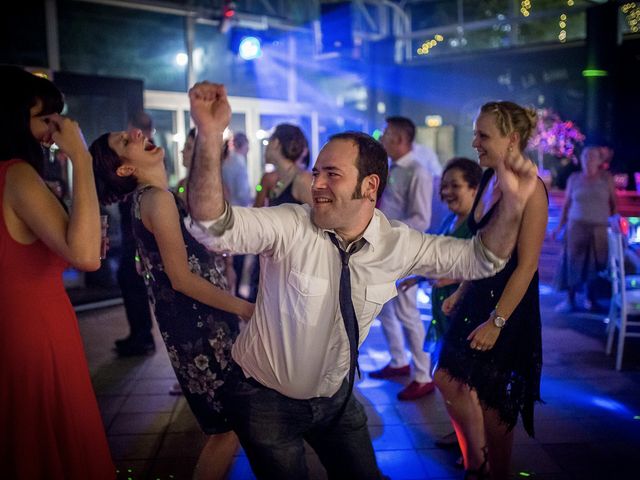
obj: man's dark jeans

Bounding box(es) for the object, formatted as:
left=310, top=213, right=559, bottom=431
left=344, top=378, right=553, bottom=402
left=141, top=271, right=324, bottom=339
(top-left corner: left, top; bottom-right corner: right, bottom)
left=223, top=367, right=381, bottom=479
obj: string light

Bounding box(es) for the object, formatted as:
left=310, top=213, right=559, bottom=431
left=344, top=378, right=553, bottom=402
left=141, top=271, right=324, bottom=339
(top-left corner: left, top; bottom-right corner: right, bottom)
left=559, top=12, right=567, bottom=43
left=416, top=34, right=445, bottom=55
left=520, top=0, right=531, bottom=17
left=622, top=3, right=639, bottom=33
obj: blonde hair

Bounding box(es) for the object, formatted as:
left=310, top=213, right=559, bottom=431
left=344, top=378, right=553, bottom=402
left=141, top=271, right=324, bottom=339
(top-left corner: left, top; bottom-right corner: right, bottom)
left=479, top=101, right=538, bottom=152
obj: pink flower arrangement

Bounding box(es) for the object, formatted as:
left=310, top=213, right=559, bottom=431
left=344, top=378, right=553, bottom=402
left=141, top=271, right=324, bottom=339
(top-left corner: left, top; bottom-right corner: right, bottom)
left=530, top=108, right=585, bottom=160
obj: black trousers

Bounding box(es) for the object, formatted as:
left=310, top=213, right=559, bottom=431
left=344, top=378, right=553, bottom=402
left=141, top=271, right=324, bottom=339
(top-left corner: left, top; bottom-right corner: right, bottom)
left=117, top=247, right=153, bottom=343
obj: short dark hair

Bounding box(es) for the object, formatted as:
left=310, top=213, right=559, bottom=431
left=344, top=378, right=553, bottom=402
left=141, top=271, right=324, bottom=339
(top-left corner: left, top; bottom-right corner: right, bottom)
left=89, top=133, right=137, bottom=205
left=128, top=110, right=154, bottom=133
left=385, top=116, right=416, bottom=143
left=0, top=65, right=64, bottom=174
left=441, top=157, right=483, bottom=193
left=233, top=132, right=248, bottom=149
left=329, top=131, right=388, bottom=200
left=271, top=124, right=308, bottom=162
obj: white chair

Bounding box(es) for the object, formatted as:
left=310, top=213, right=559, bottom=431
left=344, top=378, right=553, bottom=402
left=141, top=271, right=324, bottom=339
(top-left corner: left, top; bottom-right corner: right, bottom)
left=606, top=228, right=640, bottom=370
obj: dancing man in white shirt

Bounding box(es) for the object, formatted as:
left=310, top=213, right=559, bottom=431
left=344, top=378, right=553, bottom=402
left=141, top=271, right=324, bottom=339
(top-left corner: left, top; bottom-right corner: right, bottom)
left=185, top=82, right=538, bottom=480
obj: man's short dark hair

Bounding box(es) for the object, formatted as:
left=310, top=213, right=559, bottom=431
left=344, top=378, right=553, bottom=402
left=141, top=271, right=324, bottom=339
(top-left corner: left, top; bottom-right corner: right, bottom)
left=385, top=116, right=416, bottom=143
left=329, top=131, right=388, bottom=200
left=233, top=132, right=248, bottom=149
left=128, top=110, right=154, bottom=134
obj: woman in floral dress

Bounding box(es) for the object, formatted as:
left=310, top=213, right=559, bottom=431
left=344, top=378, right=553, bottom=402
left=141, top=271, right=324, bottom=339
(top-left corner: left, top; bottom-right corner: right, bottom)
left=90, top=128, right=253, bottom=480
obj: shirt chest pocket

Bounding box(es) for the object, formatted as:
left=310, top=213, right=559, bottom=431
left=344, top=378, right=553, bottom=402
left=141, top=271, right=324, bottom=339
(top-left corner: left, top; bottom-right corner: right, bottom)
left=360, top=282, right=397, bottom=321
left=284, top=269, right=329, bottom=325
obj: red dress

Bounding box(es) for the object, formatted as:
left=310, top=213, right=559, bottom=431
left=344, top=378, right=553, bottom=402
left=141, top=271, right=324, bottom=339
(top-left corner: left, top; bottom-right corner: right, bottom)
left=0, top=159, right=115, bottom=479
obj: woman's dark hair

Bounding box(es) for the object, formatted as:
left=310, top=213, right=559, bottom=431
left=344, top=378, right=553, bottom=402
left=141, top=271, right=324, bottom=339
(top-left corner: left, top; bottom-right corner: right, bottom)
left=0, top=65, right=64, bottom=174
left=89, top=133, right=137, bottom=205
left=271, top=124, right=308, bottom=162
left=441, top=157, right=483, bottom=191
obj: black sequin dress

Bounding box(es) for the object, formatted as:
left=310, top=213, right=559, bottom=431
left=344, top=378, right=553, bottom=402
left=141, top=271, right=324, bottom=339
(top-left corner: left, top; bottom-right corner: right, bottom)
left=437, top=169, right=545, bottom=436
left=132, top=186, right=239, bottom=434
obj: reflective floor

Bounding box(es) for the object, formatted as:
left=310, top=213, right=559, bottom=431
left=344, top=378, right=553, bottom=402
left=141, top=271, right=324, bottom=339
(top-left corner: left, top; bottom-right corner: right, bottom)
left=79, top=285, right=640, bottom=480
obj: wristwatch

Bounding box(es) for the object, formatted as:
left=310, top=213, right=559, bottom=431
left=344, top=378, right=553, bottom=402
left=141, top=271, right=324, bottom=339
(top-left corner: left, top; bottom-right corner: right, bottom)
left=492, top=310, right=506, bottom=329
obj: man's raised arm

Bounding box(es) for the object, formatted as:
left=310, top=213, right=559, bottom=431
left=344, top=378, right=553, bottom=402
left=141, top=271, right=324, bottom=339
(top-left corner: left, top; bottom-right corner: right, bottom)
left=187, top=82, right=231, bottom=221
left=478, top=149, right=539, bottom=258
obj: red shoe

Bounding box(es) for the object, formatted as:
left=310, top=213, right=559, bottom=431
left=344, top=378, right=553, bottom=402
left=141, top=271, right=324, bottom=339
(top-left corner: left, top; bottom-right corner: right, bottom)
left=397, top=381, right=435, bottom=401
left=369, top=363, right=410, bottom=379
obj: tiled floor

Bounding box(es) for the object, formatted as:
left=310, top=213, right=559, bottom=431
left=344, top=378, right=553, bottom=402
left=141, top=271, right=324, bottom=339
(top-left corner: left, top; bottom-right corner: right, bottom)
left=78, top=286, right=640, bottom=480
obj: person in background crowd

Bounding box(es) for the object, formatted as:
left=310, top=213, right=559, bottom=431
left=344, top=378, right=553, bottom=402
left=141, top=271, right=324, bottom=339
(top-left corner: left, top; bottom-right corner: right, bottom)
left=371, top=116, right=435, bottom=401
left=553, top=145, right=617, bottom=313
left=399, top=157, right=483, bottom=461
left=224, top=131, right=252, bottom=207
left=0, top=65, right=114, bottom=479
left=90, top=126, right=254, bottom=480
left=184, top=82, right=538, bottom=480
left=262, top=124, right=312, bottom=207
left=248, top=123, right=312, bottom=301
left=399, top=157, right=483, bottom=344
left=434, top=101, right=548, bottom=480
left=176, top=127, right=196, bottom=204
left=224, top=131, right=252, bottom=294
left=112, top=111, right=156, bottom=356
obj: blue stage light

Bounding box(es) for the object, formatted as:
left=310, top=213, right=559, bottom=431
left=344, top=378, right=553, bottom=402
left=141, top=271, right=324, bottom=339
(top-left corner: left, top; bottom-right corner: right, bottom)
left=238, top=36, right=262, bottom=60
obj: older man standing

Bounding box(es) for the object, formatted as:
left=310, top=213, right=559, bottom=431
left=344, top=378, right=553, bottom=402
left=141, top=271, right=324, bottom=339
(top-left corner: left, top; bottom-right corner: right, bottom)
left=185, top=82, right=537, bottom=479
left=373, top=116, right=435, bottom=401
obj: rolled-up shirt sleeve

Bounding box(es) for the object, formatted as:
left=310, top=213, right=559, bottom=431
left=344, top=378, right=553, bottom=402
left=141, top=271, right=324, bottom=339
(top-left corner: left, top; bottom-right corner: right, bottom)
left=404, top=229, right=507, bottom=281
left=185, top=202, right=301, bottom=256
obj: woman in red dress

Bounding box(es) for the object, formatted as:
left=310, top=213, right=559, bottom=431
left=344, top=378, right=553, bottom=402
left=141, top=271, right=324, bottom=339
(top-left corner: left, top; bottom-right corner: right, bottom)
left=0, top=66, right=114, bottom=479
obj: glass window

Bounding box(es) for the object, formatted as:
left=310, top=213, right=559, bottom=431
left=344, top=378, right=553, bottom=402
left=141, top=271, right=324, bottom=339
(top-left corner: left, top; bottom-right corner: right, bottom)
left=518, top=11, right=586, bottom=45
left=409, top=1, right=458, bottom=31
left=147, top=109, right=178, bottom=184
left=184, top=111, right=192, bottom=135
left=58, top=2, right=187, bottom=91
left=1, top=2, right=48, bottom=67
left=620, top=3, right=640, bottom=35
left=464, top=25, right=513, bottom=51
left=229, top=113, right=247, bottom=136
left=462, top=0, right=510, bottom=22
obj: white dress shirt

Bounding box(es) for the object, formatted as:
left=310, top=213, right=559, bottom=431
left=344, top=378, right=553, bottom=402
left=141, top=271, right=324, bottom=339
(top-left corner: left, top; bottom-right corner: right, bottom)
left=186, top=204, right=505, bottom=399
left=380, top=151, right=433, bottom=231
left=412, top=142, right=443, bottom=177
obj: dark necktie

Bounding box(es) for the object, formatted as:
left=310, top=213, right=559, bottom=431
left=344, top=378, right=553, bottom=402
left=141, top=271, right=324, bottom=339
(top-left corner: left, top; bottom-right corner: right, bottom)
left=329, top=233, right=365, bottom=414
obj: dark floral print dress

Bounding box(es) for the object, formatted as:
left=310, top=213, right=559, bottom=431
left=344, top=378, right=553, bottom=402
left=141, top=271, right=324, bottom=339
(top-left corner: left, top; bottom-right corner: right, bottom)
left=131, top=186, right=239, bottom=434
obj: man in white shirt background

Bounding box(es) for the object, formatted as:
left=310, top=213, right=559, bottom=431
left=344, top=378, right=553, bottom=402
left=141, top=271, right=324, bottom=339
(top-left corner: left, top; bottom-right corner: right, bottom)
left=185, top=82, right=538, bottom=479
left=373, top=117, right=435, bottom=401
left=223, top=131, right=252, bottom=295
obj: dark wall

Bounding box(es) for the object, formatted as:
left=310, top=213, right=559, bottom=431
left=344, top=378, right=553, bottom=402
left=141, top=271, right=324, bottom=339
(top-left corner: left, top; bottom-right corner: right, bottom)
left=392, top=44, right=587, bottom=159
left=381, top=37, right=639, bottom=175
left=53, top=71, right=144, bottom=145
left=613, top=37, right=640, bottom=177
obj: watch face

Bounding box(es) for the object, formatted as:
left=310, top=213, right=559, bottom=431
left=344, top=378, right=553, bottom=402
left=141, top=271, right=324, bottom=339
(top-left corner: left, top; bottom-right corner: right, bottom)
left=494, top=316, right=506, bottom=328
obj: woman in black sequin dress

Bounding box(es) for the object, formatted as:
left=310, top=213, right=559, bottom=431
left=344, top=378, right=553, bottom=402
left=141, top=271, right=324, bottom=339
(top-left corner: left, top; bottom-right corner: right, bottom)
left=434, top=102, right=548, bottom=480
left=90, top=128, right=254, bottom=480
